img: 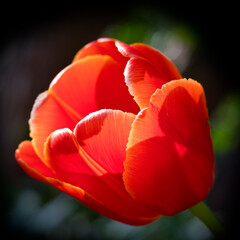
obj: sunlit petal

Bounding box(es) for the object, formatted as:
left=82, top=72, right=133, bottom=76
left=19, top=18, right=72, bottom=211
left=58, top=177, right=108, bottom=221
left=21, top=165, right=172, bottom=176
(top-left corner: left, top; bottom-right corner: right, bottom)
left=124, top=57, right=168, bottom=109
left=29, top=92, right=77, bottom=160
left=123, top=79, right=215, bottom=215
left=130, top=43, right=182, bottom=80
left=74, top=109, right=136, bottom=174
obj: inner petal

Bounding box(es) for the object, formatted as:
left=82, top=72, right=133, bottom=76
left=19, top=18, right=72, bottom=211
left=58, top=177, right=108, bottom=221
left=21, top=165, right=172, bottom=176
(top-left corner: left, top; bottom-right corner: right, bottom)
left=74, top=109, right=136, bottom=174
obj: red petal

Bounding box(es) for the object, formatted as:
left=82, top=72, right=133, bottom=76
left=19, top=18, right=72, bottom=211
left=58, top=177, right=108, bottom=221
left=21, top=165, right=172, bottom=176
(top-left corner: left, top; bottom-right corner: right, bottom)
left=16, top=140, right=55, bottom=181
left=50, top=55, right=139, bottom=115
left=130, top=43, right=182, bottom=80
left=73, top=39, right=139, bottom=113
left=44, top=110, right=160, bottom=224
left=123, top=79, right=215, bottom=215
left=124, top=58, right=169, bottom=109
left=74, top=109, right=136, bottom=174
left=15, top=140, right=117, bottom=221
left=93, top=57, right=139, bottom=114
left=117, top=41, right=182, bottom=109
left=29, top=92, right=77, bottom=160
left=116, top=41, right=182, bottom=81
left=115, top=41, right=145, bottom=58
left=73, top=38, right=127, bottom=67
left=49, top=55, right=107, bottom=118
left=116, top=41, right=182, bottom=80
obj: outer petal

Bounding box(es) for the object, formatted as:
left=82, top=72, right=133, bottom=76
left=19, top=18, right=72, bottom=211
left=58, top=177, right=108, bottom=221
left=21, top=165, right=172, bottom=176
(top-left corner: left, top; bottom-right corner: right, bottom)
left=16, top=140, right=56, bottom=182
left=16, top=140, right=159, bottom=225
left=44, top=110, right=160, bottom=224
left=116, top=41, right=182, bottom=109
left=123, top=79, right=215, bottom=216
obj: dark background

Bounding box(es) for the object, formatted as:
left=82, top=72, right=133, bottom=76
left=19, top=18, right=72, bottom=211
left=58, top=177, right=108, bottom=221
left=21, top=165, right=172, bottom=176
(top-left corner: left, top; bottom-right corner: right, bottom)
left=0, top=2, right=239, bottom=239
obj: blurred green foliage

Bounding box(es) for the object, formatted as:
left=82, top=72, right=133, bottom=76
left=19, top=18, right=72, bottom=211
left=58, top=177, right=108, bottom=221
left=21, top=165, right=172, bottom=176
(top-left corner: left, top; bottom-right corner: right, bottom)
left=10, top=187, right=211, bottom=240
left=102, top=8, right=199, bottom=74
left=103, top=8, right=199, bottom=47
left=210, top=93, right=240, bottom=155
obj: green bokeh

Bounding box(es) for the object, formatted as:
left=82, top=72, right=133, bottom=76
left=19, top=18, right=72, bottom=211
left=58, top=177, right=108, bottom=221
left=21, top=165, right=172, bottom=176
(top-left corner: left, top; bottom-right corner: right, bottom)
left=211, top=93, right=240, bottom=155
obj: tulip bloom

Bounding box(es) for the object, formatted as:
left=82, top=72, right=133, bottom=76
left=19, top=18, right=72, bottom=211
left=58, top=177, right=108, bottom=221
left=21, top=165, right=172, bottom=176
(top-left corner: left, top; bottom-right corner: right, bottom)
left=15, top=38, right=215, bottom=225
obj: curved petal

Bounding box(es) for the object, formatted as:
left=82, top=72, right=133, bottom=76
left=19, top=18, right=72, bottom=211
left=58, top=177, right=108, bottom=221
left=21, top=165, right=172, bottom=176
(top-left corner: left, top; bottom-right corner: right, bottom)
left=123, top=79, right=215, bottom=216
left=29, top=92, right=77, bottom=160
left=50, top=54, right=139, bottom=115
left=130, top=43, right=182, bottom=80
left=124, top=57, right=169, bottom=109
left=117, top=41, right=182, bottom=109
left=73, top=38, right=127, bottom=67
left=74, top=109, right=136, bottom=174
left=44, top=110, right=160, bottom=224
left=116, top=41, right=181, bottom=80
left=16, top=140, right=56, bottom=181
left=49, top=55, right=110, bottom=118
left=16, top=140, right=159, bottom=225
left=115, top=41, right=145, bottom=59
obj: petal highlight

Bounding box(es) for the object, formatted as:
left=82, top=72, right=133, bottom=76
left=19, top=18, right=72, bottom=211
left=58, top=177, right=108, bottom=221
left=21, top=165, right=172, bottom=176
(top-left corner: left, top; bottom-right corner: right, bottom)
left=29, top=92, right=77, bottom=160
left=124, top=57, right=169, bottom=109
left=74, top=109, right=136, bottom=174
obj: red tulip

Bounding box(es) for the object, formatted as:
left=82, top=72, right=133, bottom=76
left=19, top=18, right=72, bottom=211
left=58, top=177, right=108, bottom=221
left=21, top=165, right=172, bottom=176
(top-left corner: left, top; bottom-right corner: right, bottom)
left=15, top=38, right=215, bottom=225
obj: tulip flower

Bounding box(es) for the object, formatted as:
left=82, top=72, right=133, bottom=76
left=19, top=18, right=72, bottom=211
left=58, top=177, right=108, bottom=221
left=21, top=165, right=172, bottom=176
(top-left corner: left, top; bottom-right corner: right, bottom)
left=16, top=38, right=216, bottom=227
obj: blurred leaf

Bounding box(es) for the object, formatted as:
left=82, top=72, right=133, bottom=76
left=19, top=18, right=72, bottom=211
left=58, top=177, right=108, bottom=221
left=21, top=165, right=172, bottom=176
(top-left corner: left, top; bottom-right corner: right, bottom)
left=210, top=93, right=240, bottom=154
